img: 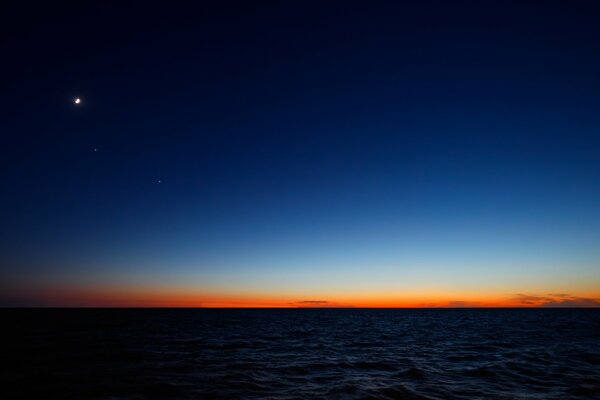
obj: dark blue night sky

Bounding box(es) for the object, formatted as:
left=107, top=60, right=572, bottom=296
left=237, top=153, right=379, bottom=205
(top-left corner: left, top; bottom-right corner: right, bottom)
left=1, top=1, right=599, bottom=306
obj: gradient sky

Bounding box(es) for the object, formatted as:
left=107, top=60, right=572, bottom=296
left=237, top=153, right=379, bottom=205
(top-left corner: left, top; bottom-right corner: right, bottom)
left=1, top=1, right=599, bottom=307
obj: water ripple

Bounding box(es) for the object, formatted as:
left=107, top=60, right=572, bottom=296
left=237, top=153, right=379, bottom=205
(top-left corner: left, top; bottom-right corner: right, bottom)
left=1, top=308, right=599, bottom=399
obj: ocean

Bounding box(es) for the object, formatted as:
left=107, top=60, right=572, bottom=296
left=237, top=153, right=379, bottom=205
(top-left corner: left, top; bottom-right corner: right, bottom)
left=1, top=308, right=599, bottom=399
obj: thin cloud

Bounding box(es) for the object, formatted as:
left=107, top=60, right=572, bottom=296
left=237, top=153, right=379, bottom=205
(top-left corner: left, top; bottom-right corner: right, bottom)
left=447, top=300, right=482, bottom=308
left=289, top=300, right=354, bottom=308
left=541, top=297, right=600, bottom=308
left=513, top=293, right=600, bottom=307
left=294, top=300, right=330, bottom=304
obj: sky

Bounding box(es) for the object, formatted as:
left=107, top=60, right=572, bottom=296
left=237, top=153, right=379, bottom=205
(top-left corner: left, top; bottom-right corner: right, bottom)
left=1, top=0, right=599, bottom=307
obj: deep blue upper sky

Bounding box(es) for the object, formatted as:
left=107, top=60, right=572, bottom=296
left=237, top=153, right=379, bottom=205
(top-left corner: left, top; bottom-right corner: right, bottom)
left=1, top=1, right=599, bottom=304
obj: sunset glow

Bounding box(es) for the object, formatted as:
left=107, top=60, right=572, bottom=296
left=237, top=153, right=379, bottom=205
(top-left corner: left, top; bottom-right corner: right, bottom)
left=3, top=282, right=598, bottom=308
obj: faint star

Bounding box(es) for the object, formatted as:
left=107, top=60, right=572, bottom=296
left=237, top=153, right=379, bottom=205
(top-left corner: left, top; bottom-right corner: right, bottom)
left=158, top=179, right=162, bottom=184
left=94, top=148, right=98, bottom=152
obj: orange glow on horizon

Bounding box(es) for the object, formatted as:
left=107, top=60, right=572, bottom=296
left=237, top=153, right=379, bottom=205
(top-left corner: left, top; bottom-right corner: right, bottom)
left=4, top=283, right=599, bottom=308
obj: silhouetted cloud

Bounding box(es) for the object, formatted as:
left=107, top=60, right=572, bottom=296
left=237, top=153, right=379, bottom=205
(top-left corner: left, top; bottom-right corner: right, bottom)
left=513, top=293, right=600, bottom=307
left=417, top=300, right=482, bottom=308
left=541, top=297, right=600, bottom=308
left=513, top=294, right=546, bottom=305
left=295, top=300, right=330, bottom=304
left=548, top=293, right=571, bottom=298
left=446, top=300, right=482, bottom=308
left=289, top=300, right=354, bottom=308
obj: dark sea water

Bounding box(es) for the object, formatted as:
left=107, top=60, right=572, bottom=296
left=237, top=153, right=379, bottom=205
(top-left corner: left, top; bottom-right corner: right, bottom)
left=1, top=309, right=599, bottom=400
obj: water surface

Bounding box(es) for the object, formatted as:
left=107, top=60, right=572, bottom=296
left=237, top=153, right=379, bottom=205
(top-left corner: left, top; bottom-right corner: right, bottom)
left=2, top=309, right=599, bottom=399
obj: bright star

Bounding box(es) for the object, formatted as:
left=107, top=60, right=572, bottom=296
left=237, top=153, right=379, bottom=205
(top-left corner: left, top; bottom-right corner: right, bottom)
left=74, top=98, right=81, bottom=105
